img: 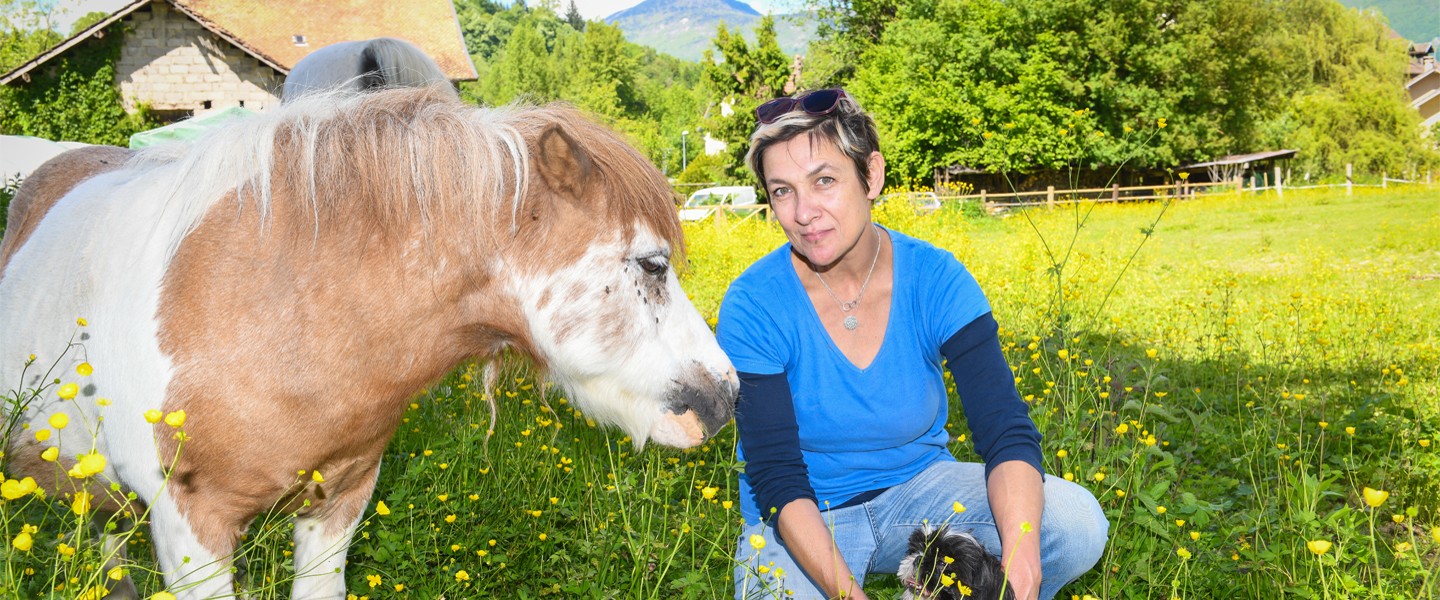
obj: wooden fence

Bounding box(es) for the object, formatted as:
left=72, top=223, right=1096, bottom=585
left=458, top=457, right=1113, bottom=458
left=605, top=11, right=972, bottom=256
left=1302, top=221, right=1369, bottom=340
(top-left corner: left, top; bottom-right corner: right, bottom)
left=682, top=165, right=1435, bottom=219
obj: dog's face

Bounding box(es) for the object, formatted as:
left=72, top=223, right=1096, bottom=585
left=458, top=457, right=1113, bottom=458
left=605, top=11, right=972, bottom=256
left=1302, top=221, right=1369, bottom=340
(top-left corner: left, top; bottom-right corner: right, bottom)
left=896, top=525, right=1014, bottom=600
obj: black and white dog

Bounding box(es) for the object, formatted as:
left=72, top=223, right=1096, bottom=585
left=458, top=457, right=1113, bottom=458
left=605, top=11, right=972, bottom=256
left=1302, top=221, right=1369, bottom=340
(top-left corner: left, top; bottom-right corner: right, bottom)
left=897, top=525, right=1015, bottom=600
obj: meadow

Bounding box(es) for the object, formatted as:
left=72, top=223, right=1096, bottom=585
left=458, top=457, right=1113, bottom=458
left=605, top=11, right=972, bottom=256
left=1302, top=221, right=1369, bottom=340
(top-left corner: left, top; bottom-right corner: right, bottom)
left=1, top=186, right=1437, bottom=599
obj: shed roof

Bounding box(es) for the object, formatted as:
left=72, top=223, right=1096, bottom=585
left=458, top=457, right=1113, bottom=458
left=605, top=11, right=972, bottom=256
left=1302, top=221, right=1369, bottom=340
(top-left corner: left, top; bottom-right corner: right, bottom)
left=1, top=0, right=476, bottom=86
left=1179, top=149, right=1298, bottom=170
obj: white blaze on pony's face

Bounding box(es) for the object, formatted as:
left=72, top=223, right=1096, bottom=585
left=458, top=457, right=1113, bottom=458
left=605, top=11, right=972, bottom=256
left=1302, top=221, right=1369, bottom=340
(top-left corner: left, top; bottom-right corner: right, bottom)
left=508, top=124, right=737, bottom=448
left=513, top=228, right=735, bottom=448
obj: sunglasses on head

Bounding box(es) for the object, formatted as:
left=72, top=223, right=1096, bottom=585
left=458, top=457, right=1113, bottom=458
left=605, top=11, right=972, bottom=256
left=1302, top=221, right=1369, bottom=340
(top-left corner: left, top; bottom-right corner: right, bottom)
left=755, top=89, right=849, bottom=125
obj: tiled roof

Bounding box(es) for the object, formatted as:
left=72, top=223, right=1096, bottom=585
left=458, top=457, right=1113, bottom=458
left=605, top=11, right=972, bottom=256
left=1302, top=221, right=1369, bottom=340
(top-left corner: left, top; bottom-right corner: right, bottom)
left=172, top=0, right=476, bottom=79
left=2, top=0, right=476, bottom=85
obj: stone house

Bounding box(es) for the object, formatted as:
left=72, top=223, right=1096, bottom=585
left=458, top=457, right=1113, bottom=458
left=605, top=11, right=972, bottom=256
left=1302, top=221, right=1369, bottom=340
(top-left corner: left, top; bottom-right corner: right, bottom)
left=1, top=0, right=476, bottom=120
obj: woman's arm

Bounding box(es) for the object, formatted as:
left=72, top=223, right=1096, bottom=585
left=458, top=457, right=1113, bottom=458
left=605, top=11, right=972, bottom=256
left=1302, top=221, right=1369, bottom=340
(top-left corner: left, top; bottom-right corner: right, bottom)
left=941, top=313, right=1046, bottom=599
left=988, top=460, right=1044, bottom=600
left=774, top=499, right=870, bottom=600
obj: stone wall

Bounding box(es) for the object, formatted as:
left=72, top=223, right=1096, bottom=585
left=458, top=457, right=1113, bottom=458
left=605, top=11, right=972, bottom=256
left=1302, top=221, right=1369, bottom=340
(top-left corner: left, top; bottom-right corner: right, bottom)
left=115, top=1, right=282, bottom=115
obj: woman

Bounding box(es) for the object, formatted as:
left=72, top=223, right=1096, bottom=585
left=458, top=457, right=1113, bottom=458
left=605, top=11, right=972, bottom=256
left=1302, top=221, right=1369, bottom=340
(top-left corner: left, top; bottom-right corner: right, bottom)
left=718, top=89, right=1108, bottom=600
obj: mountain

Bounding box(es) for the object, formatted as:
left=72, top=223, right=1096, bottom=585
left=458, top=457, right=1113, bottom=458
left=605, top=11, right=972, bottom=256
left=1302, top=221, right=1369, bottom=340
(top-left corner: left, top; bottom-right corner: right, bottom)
left=1336, top=0, right=1439, bottom=42
left=605, top=0, right=817, bottom=62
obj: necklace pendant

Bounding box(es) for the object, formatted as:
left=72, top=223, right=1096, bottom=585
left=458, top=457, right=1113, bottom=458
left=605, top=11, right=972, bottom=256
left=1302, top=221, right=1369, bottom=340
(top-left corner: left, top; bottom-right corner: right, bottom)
left=843, top=315, right=859, bottom=331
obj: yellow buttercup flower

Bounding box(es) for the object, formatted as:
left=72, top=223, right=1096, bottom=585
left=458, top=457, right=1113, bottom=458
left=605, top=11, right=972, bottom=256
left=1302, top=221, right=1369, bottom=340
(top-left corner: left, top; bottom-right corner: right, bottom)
left=1056, top=449, right=1068, bottom=458
left=57, top=383, right=79, bottom=399
left=701, top=486, right=719, bottom=500
left=1391, top=514, right=1404, bottom=524
left=375, top=501, right=391, bottom=515
left=57, top=543, right=75, bottom=557
left=366, top=574, right=382, bottom=588
left=68, top=452, right=107, bottom=479
left=749, top=534, right=766, bottom=550
left=1176, top=547, right=1191, bottom=559
left=164, top=410, right=186, bottom=428
left=72, top=491, right=93, bottom=515
left=12, top=531, right=33, bottom=551
left=1, top=477, right=38, bottom=499
left=454, top=570, right=471, bottom=582
left=311, top=470, right=325, bottom=483
left=76, top=363, right=93, bottom=377
left=49, top=413, right=69, bottom=429
left=144, top=409, right=163, bottom=424
left=34, top=429, right=50, bottom=442
left=1114, top=424, right=1129, bottom=435
left=953, top=501, right=966, bottom=514
left=150, top=593, right=178, bottom=600
left=77, top=318, right=88, bottom=326
left=1362, top=487, right=1389, bottom=508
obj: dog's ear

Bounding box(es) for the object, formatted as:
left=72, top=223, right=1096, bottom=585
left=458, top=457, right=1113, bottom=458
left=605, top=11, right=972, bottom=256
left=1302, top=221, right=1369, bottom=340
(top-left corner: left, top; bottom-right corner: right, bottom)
left=907, top=526, right=929, bottom=555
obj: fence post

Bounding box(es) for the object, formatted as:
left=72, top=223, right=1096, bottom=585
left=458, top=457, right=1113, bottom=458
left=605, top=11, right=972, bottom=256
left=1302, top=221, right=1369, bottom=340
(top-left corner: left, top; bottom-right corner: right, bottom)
left=1112, top=184, right=1119, bottom=202
left=1235, top=175, right=1243, bottom=195
left=980, top=189, right=987, bottom=204
left=1274, top=166, right=1282, bottom=198
left=1346, top=163, right=1353, bottom=196
left=1382, top=171, right=1387, bottom=189
left=1046, top=185, right=1055, bottom=209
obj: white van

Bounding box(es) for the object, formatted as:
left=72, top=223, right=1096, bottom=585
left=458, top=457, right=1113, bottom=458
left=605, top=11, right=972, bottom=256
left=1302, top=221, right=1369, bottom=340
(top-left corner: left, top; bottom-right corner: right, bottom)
left=679, top=186, right=760, bottom=221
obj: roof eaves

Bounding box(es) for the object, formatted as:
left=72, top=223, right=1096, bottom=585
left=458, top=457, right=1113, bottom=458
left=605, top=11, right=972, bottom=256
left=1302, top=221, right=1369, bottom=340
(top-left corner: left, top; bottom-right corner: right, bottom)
left=0, top=0, right=152, bottom=86
left=164, top=0, right=290, bottom=75
left=442, top=0, right=479, bottom=80
left=1180, top=149, right=1298, bottom=170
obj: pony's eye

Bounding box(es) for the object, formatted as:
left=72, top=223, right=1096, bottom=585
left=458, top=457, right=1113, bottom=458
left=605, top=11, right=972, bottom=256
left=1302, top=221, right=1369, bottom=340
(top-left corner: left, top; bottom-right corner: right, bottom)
left=639, top=256, right=668, bottom=276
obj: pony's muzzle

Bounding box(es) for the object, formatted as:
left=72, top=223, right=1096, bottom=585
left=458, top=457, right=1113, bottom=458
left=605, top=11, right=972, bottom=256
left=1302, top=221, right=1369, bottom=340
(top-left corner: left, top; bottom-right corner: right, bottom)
left=652, top=366, right=737, bottom=447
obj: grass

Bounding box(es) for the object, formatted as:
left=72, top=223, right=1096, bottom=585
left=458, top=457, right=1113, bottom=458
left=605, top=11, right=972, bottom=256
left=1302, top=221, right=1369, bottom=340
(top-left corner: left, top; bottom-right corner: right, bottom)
left=2, top=186, right=1437, bottom=598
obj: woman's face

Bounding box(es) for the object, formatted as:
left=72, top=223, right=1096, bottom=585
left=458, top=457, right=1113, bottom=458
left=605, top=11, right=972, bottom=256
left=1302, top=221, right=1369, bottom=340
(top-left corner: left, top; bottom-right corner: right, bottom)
left=761, top=134, right=884, bottom=269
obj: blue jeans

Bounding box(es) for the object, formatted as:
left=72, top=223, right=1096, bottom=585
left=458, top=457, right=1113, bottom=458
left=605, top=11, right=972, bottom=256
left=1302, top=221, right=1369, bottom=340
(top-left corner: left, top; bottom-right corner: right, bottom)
left=732, top=461, right=1109, bottom=600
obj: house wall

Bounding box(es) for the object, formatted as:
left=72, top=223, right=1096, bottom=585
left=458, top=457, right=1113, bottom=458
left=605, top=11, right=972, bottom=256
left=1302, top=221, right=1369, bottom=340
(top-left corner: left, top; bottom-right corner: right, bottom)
left=1409, top=69, right=1439, bottom=102
left=115, top=1, right=282, bottom=114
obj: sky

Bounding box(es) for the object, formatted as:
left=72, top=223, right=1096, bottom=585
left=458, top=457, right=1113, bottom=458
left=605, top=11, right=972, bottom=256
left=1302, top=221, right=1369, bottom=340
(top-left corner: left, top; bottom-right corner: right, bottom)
left=40, top=0, right=795, bottom=32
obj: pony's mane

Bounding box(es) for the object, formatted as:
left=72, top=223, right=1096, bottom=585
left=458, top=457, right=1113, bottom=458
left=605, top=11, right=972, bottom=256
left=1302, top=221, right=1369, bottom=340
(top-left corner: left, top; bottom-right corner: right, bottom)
left=131, top=87, right=681, bottom=259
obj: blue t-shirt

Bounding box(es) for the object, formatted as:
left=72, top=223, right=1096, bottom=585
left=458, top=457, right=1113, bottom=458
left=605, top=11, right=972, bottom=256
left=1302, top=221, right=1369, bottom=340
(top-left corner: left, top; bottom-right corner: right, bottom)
left=717, top=227, right=993, bottom=525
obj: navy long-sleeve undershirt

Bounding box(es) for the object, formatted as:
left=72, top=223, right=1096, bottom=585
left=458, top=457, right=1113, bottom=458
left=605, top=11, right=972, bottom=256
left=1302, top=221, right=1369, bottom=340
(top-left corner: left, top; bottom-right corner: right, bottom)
left=734, top=312, right=1043, bottom=524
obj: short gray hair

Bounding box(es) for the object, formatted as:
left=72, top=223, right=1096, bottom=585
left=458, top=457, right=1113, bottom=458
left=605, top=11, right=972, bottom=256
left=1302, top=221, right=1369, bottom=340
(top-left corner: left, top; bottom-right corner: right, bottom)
left=745, top=91, right=882, bottom=199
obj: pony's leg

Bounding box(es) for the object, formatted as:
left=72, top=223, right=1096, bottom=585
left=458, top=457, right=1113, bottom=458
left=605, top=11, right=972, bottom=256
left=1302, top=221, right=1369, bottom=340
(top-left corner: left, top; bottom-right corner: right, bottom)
left=290, top=462, right=381, bottom=600
left=149, top=495, right=235, bottom=600
left=101, top=529, right=139, bottom=600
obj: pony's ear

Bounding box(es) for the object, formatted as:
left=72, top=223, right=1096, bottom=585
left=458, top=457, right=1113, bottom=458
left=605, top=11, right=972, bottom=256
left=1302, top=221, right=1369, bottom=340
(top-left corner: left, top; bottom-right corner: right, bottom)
left=535, top=125, right=593, bottom=201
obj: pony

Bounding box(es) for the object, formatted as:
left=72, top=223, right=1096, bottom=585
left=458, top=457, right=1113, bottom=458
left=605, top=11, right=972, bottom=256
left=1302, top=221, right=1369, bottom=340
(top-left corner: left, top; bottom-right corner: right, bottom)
left=281, top=37, right=457, bottom=103
left=0, top=86, right=736, bottom=599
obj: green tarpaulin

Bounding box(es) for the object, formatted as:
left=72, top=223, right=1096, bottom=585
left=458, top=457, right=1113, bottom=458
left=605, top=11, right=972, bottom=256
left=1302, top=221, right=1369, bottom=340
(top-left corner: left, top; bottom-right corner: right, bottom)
left=127, top=106, right=255, bottom=149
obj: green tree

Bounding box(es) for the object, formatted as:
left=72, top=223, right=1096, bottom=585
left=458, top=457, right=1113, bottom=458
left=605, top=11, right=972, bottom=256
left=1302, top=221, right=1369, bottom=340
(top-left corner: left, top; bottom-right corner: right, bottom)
left=701, top=16, right=792, bottom=182
left=565, top=0, right=585, bottom=32
left=1263, top=0, right=1431, bottom=175
left=848, top=0, right=1292, bottom=183
left=1, top=0, right=62, bottom=73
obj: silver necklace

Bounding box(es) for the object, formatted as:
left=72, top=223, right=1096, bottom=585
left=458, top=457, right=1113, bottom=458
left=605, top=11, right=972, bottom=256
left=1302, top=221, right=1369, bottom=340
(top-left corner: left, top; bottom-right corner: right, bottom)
left=815, top=224, right=881, bottom=331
